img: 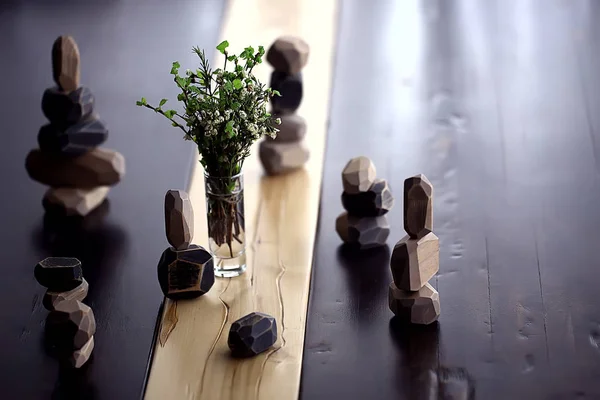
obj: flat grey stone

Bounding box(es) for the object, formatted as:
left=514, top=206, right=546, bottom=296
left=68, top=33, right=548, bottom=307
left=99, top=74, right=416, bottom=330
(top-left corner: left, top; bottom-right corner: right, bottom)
left=164, top=190, right=194, bottom=250
left=41, top=86, right=94, bottom=128
left=268, top=114, right=307, bottom=143
left=335, top=212, right=390, bottom=250
left=259, top=139, right=309, bottom=175
left=37, top=117, right=108, bottom=156
left=341, top=179, right=394, bottom=217
left=228, top=312, right=277, bottom=358
left=388, top=282, right=440, bottom=325
left=34, top=257, right=83, bottom=291
left=43, top=186, right=110, bottom=217
left=157, top=245, right=214, bottom=300
left=43, top=278, right=89, bottom=311
left=270, top=71, right=303, bottom=115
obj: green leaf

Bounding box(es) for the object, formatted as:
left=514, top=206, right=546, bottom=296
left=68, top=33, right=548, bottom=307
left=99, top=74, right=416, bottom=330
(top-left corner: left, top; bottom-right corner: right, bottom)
left=225, top=81, right=234, bottom=91
left=170, top=61, right=180, bottom=75
left=164, top=109, right=177, bottom=119
left=258, top=45, right=265, bottom=56
left=172, top=122, right=179, bottom=127
left=232, top=101, right=241, bottom=110
left=227, top=55, right=237, bottom=62
left=233, top=79, right=243, bottom=89
left=159, top=98, right=168, bottom=107
left=135, top=101, right=143, bottom=106
left=141, top=97, right=148, bottom=105
left=177, top=93, right=185, bottom=101
left=225, top=120, right=234, bottom=133
left=216, top=40, right=229, bottom=54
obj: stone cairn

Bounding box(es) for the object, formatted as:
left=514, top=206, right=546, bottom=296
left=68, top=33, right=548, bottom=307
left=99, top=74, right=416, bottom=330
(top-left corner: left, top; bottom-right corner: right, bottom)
left=34, top=257, right=96, bottom=368
left=388, top=174, right=441, bottom=325
left=25, top=35, right=125, bottom=217
left=157, top=190, right=215, bottom=300
left=335, top=156, right=394, bottom=249
left=259, top=36, right=310, bottom=175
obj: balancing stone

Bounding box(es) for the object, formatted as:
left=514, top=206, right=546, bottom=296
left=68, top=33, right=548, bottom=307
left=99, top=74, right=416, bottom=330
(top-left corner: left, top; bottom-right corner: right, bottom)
left=335, top=212, right=390, bottom=250
left=25, top=148, right=125, bottom=188
left=390, top=233, right=439, bottom=291
left=38, top=118, right=108, bottom=156
left=259, top=139, right=310, bottom=175
left=341, top=156, right=376, bottom=194
left=388, top=282, right=440, bottom=325
left=404, top=174, right=433, bottom=239
left=34, top=257, right=83, bottom=291
left=157, top=245, right=215, bottom=300
left=52, top=35, right=80, bottom=93
left=267, top=114, right=307, bottom=143
left=228, top=312, right=277, bottom=358
left=270, top=71, right=303, bottom=115
left=43, top=278, right=89, bottom=311
left=43, top=186, right=110, bottom=217
left=266, top=36, right=309, bottom=75
left=70, top=336, right=94, bottom=368
left=45, top=300, right=96, bottom=353
left=341, top=179, right=395, bottom=217
left=41, top=87, right=95, bottom=128
left=164, top=190, right=194, bottom=250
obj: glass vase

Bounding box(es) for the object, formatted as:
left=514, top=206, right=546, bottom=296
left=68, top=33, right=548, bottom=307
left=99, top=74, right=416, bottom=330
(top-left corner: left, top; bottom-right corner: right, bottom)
left=204, top=172, right=247, bottom=277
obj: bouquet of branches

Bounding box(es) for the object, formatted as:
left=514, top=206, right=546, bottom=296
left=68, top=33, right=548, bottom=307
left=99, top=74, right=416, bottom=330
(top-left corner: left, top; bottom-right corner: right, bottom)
left=137, top=40, right=280, bottom=256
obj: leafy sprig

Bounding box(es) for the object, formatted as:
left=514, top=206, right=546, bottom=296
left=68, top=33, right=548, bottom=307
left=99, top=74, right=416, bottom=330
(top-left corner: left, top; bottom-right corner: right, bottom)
left=137, top=40, right=281, bottom=178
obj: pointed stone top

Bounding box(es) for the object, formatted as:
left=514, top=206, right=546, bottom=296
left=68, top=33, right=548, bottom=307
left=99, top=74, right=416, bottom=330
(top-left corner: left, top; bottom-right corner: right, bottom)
left=52, top=35, right=80, bottom=93
left=266, top=36, right=310, bottom=75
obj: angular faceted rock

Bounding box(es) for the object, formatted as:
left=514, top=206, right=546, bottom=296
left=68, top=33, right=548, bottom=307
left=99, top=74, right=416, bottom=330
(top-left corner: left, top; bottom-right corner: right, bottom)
left=45, top=300, right=96, bottom=353
left=164, top=190, right=194, bottom=250
left=388, top=281, right=440, bottom=325
left=270, top=71, right=303, bottom=115
left=43, top=186, right=110, bottom=217
left=267, top=114, right=307, bottom=143
left=341, top=156, right=376, bottom=194
left=25, top=148, right=125, bottom=188
left=228, top=312, right=277, bottom=358
left=70, top=336, right=94, bottom=368
left=52, top=35, right=80, bottom=93
left=157, top=245, right=215, bottom=300
left=38, top=117, right=108, bottom=156
left=266, top=36, right=310, bottom=75
left=390, top=233, right=439, bottom=291
left=335, top=212, right=390, bottom=250
left=259, top=139, right=309, bottom=175
left=43, top=278, right=89, bottom=311
left=404, top=174, right=433, bottom=239
left=34, top=257, right=83, bottom=291
left=341, top=179, right=395, bottom=217
left=41, top=86, right=95, bottom=127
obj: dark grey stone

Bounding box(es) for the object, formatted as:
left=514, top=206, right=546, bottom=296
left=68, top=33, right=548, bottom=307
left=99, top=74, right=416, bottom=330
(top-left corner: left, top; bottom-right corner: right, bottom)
left=270, top=71, right=303, bottom=115
left=228, top=312, right=277, bottom=358
left=341, top=179, right=395, bottom=217
left=41, top=86, right=94, bottom=127
left=335, top=212, right=390, bottom=250
left=34, top=257, right=83, bottom=291
left=157, top=245, right=214, bottom=300
left=37, top=117, right=108, bottom=156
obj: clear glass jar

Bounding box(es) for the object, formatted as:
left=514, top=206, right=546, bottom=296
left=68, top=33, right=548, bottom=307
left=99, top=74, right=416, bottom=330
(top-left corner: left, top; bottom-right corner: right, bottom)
left=204, top=172, right=246, bottom=277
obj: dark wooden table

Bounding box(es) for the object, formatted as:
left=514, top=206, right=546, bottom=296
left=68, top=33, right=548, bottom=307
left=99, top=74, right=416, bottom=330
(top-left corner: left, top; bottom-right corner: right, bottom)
left=301, top=0, right=600, bottom=399
left=3, top=0, right=600, bottom=399
left=0, top=1, right=224, bottom=398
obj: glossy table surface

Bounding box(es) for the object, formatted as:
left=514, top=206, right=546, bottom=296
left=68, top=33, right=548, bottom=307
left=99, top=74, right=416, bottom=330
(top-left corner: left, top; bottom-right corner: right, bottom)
left=3, top=0, right=600, bottom=399
left=301, top=1, right=600, bottom=399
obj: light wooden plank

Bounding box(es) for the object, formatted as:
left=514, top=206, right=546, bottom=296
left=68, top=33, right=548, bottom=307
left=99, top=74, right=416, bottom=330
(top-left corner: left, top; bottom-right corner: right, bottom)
left=144, top=0, right=339, bottom=398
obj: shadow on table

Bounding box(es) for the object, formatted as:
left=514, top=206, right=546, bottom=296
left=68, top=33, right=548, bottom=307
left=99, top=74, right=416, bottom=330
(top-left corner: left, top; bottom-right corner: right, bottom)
left=389, top=318, right=476, bottom=399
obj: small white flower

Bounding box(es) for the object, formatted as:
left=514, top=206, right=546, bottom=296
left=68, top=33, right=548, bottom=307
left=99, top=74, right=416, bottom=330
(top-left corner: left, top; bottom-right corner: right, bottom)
left=215, top=110, right=220, bottom=117
left=212, top=129, right=218, bottom=135
left=275, top=118, right=282, bottom=125
left=217, top=116, right=224, bottom=124
left=185, top=69, right=192, bottom=76
left=239, top=111, right=247, bottom=119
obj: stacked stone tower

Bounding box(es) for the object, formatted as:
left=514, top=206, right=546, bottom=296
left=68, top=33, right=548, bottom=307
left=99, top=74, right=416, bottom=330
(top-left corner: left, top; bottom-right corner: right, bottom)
left=34, top=257, right=96, bottom=368
left=157, top=190, right=215, bottom=300
left=25, top=35, right=125, bottom=217
left=388, top=174, right=441, bottom=325
left=335, top=156, right=394, bottom=249
left=259, top=36, right=310, bottom=175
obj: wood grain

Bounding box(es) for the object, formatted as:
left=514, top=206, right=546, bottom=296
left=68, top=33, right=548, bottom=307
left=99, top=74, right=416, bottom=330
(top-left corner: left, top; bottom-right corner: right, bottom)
left=144, top=0, right=338, bottom=399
